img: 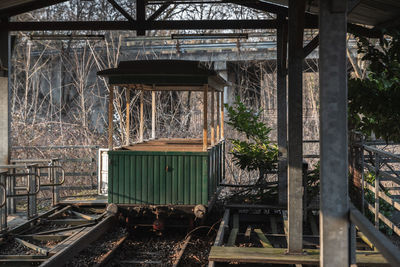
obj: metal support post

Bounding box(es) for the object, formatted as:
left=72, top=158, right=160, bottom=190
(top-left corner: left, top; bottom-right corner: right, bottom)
left=203, top=85, right=208, bottom=151
left=125, top=86, right=130, bottom=146
left=0, top=20, right=10, bottom=230
left=139, top=89, right=144, bottom=142
left=28, top=165, right=38, bottom=218
left=0, top=171, right=6, bottom=231
left=361, top=138, right=365, bottom=214
left=349, top=222, right=357, bottom=267
left=374, top=154, right=380, bottom=229
left=319, top=0, right=349, bottom=266
left=277, top=14, right=288, bottom=206
left=211, top=89, right=215, bottom=146
left=287, top=0, right=305, bottom=254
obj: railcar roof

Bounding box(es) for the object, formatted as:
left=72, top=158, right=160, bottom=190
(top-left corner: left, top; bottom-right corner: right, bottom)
left=97, top=60, right=226, bottom=91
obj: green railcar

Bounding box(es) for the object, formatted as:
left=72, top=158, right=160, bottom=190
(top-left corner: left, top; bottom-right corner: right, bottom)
left=98, top=60, right=226, bottom=219
left=108, top=140, right=224, bottom=206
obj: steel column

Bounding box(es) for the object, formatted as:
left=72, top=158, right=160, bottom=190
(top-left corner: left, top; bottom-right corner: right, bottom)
left=0, top=23, right=10, bottom=231
left=277, top=15, right=288, bottom=206
left=319, top=0, right=349, bottom=266
left=287, top=0, right=305, bottom=253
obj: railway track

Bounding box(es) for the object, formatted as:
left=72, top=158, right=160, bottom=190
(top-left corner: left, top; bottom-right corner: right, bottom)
left=0, top=203, right=114, bottom=267
left=85, top=228, right=193, bottom=267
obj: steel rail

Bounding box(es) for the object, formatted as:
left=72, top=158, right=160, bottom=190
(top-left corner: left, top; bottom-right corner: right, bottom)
left=349, top=202, right=400, bottom=267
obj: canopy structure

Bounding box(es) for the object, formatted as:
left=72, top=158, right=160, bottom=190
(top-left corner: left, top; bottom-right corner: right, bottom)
left=98, top=60, right=226, bottom=91
left=98, top=60, right=226, bottom=151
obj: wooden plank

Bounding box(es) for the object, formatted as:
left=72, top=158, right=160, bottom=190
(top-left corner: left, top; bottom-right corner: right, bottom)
left=34, top=222, right=96, bottom=235
left=172, top=234, right=191, bottom=267
left=125, top=86, right=130, bottom=146
left=254, top=228, right=273, bottom=248
left=365, top=182, right=400, bottom=212
left=244, top=225, right=252, bottom=241
left=211, top=88, right=215, bottom=146
left=139, top=89, right=144, bottom=142
left=226, top=213, right=239, bottom=246
left=18, top=234, right=69, bottom=242
left=203, top=85, right=208, bottom=151
left=151, top=89, right=156, bottom=139
left=15, top=237, right=49, bottom=255
left=108, top=85, right=114, bottom=150
left=47, top=205, right=71, bottom=219
left=366, top=202, right=400, bottom=236
left=71, top=210, right=95, bottom=221
left=214, top=209, right=230, bottom=246
left=209, top=247, right=389, bottom=266
left=45, top=219, right=93, bottom=226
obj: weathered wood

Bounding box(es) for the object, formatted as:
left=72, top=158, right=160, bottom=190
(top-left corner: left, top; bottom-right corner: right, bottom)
left=125, top=86, right=130, bottom=146
left=70, top=210, right=95, bottom=221
left=151, top=89, right=156, bottom=139
left=269, top=216, right=278, bottom=235
left=18, top=234, right=69, bottom=242
left=108, top=85, right=114, bottom=150
left=139, top=89, right=144, bottom=142
left=366, top=202, right=400, bottom=236
left=15, top=237, right=49, bottom=255
left=254, top=228, right=273, bottom=248
left=47, top=205, right=71, bottom=219
left=214, top=209, right=230, bottom=246
left=227, top=213, right=239, bottom=246
left=203, top=85, right=208, bottom=151
left=364, top=182, right=400, bottom=212
left=209, top=246, right=389, bottom=265
left=244, top=225, right=252, bottom=241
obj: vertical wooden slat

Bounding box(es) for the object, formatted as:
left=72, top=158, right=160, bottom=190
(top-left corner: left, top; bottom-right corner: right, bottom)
left=190, top=156, right=196, bottom=205
left=142, top=155, right=148, bottom=204
left=154, top=155, right=160, bottom=204
left=108, top=153, right=113, bottom=203
left=202, top=155, right=208, bottom=205
left=148, top=155, right=154, bottom=204
left=152, top=88, right=156, bottom=139
left=184, top=156, right=190, bottom=204
left=166, top=156, right=172, bottom=204
left=119, top=155, right=124, bottom=204
left=220, top=90, right=224, bottom=139
left=125, top=86, right=130, bottom=146
left=160, top=156, right=166, bottom=205
left=108, top=85, right=114, bottom=150
left=196, top=156, right=202, bottom=204
left=172, top=156, right=178, bottom=204
left=136, top=156, right=142, bottom=204
left=139, top=89, right=144, bottom=142
left=211, top=88, right=215, bottom=146
left=203, top=85, right=208, bottom=151
left=130, top=155, right=135, bottom=204
left=124, top=155, right=129, bottom=204
left=178, top=156, right=184, bottom=204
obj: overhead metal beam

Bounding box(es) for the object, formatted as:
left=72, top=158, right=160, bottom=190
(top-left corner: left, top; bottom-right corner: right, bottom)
left=136, top=0, right=146, bottom=35
left=303, top=34, right=319, bottom=58
left=148, top=1, right=172, bottom=21
left=0, top=0, right=68, bottom=18
left=107, top=0, right=135, bottom=24
left=1, top=19, right=319, bottom=31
